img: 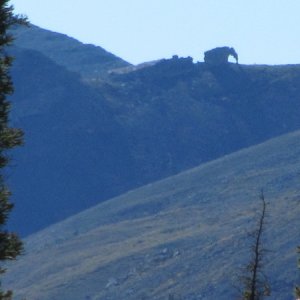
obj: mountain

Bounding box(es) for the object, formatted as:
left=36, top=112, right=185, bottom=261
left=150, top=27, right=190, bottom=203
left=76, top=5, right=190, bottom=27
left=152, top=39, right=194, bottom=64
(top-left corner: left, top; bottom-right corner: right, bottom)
left=7, top=25, right=300, bottom=236
left=99, top=58, right=300, bottom=180
left=10, top=24, right=130, bottom=80
left=4, top=130, right=300, bottom=300
left=8, top=46, right=136, bottom=235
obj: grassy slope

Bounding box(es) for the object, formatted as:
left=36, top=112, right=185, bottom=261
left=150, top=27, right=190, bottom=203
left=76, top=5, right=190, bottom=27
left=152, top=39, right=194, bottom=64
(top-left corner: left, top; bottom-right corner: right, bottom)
left=4, top=130, right=300, bottom=300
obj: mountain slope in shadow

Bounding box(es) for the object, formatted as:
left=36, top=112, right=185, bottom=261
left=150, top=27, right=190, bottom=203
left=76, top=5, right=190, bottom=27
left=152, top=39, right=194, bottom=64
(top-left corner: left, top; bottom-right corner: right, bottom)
left=8, top=47, right=136, bottom=235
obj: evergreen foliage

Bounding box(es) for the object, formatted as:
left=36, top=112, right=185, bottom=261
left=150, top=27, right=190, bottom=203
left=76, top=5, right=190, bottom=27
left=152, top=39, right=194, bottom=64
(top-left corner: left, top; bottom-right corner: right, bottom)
left=0, top=1, right=26, bottom=298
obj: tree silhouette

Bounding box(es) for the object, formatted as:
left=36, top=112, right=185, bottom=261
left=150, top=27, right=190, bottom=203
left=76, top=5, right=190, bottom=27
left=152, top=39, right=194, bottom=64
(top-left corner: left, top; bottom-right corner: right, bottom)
left=0, top=1, right=27, bottom=298
left=239, top=191, right=270, bottom=300
left=295, top=246, right=300, bottom=299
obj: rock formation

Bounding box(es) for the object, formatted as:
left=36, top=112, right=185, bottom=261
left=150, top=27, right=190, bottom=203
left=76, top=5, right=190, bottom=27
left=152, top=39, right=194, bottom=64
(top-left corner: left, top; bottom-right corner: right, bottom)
left=204, top=47, right=238, bottom=65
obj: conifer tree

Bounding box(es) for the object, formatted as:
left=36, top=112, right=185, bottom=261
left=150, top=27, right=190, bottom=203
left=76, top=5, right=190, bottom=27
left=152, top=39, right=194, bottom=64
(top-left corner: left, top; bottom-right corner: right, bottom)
left=0, top=1, right=26, bottom=298
left=240, top=191, right=270, bottom=300
left=295, top=246, right=300, bottom=299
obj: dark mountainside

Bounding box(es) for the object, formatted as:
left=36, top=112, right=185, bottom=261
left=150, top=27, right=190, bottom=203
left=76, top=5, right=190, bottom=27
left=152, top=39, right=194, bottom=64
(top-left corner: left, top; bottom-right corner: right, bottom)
left=8, top=46, right=136, bottom=235
left=7, top=25, right=300, bottom=236
left=101, top=58, right=300, bottom=176
left=4, top=130, right=300, bottom=300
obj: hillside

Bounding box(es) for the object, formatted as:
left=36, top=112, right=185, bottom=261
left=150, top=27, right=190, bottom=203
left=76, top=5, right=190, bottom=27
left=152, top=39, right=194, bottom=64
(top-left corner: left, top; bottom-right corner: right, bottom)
left=6, top=25, right=300, bottom=235
left=10, top=24, right=130, bottom=80
left=100, top=58, right=300, bottom=180
left=8, top=46, right=137, bottom=235
left=4, top=130, right=300, bottom=300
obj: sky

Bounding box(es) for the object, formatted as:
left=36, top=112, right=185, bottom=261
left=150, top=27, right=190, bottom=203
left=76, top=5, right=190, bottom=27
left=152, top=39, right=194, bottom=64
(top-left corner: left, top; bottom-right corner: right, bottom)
left=10, top=0, right=300, bottom=65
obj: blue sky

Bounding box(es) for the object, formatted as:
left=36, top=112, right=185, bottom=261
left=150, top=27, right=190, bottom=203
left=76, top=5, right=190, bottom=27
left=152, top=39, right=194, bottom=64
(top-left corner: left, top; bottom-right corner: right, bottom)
left=10, top=0, right=300, bottom=65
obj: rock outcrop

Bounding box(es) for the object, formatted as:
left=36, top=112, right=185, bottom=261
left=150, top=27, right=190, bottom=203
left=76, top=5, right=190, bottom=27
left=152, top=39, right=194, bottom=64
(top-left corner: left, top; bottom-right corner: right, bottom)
left=204, top=46, right=238, bottom=65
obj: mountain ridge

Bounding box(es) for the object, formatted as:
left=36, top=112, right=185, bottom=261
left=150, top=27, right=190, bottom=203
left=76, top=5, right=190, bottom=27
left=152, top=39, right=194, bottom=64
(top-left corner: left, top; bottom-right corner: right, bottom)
left=10, top=24, right=131, bottom=80
left=6, top=24, right=300, bottom=236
